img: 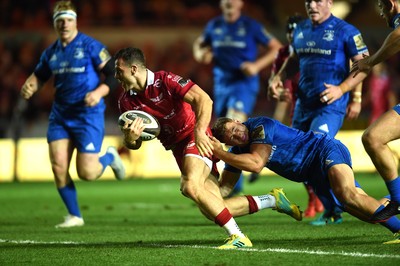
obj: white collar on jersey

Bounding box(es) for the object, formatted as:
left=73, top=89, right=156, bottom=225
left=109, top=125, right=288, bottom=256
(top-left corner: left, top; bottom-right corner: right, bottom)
left=146, top=69, right=155, bottom=87
left=129, top=69, right=154, bottom=96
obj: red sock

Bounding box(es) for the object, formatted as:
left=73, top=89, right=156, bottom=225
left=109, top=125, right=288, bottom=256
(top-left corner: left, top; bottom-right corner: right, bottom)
left=245, top=195, right=259, bottom=214
left=214, top=208, right=232, bottom=227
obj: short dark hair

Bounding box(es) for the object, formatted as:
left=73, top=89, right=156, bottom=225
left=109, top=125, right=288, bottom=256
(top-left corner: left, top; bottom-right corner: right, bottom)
left=114, top=47, right=146, bottom=68
left=211, top=117, right=233, bottom=142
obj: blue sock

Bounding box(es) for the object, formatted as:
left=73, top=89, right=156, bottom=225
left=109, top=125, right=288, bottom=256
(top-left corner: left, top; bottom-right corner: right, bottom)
left=386, top=177, right=400, bottom=203
left=99, top=152, right=114, bottom=175
left=380, top=215, right=400, bottom=234
left=58, top=182, right=81, bottom=217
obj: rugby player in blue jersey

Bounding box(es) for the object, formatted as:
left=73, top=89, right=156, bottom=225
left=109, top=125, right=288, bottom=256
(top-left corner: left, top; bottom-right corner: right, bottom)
left=211, top=116, right=400, bottom=244
left=350, top=0, right=400, bottom=232
left=269, top=0, right=368, bottom=225
left=193, top=0, right=282, bottom=194
left=20, top=1, right=125, bottom=228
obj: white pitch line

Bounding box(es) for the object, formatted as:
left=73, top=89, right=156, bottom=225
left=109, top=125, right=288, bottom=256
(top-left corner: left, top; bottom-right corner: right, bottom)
left=1, top=239, right=399, bottom=259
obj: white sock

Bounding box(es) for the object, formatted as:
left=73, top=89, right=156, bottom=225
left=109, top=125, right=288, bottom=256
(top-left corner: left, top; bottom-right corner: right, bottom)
left=223, top=218, right=245, bottom=237
left=253, top=195, right=276, bottom=210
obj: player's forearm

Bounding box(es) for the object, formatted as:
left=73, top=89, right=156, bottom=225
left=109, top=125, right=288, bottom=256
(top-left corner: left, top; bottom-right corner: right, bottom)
left=339, top=71, right=368, bottom=94
left=368, top=27, right=400, bottom=66
left=194, top=101, right=213, bottom=134
left=215, top=150, right=262, bottom=173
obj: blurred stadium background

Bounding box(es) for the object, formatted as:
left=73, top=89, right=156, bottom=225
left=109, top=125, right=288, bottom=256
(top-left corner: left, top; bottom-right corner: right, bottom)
left=1, top=0, right=400, bottom=182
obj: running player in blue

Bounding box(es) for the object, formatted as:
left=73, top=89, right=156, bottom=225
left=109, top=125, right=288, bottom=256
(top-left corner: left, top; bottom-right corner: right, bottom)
left=193, top=0, right=282, bottom=194
left=350, top=0, right=400, bottom=228
left=210, top=116, right=400, bottom=244
left=20, top=1, right=125, bottom=228
left=269, top=0, right=367, bottom=224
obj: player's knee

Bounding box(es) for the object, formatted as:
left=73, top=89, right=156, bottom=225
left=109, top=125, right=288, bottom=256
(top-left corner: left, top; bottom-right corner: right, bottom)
left=362, top=129, right=379, bottom=151
left=180, top=181, right=199, bottom=202
left=76, top=167, right=99, bottom=181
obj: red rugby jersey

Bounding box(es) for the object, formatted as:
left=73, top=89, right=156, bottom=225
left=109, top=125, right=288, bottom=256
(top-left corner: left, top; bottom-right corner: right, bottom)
left=118, top=70, right=196, bottom=148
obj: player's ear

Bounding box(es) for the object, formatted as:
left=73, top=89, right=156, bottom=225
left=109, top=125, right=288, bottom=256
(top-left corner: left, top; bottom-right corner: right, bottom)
left=130, top=64, right=137, bottom=76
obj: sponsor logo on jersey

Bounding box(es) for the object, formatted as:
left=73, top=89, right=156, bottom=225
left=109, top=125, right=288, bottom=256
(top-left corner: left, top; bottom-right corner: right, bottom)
left=251, top=125, right=265, bottom=140
left=150, top=93, right=163, bottom=102
left=318, top=124, right=329, bottom=133
left=306, top=41, right=316, bottom=47
left=394, top=17, right=400, bottom=28
left=99, top=48, right=110, bottom=62
left=237, top=26, right=246, bottom=36
left=60, top=61, right=69, bottom=67
left=74, top=48, right=84, bottom=59
left=50, top=54, right=57, bottom=62
left=177, top=78, right=190, bottom=87
left=353, top=34, right=367, bottom=50
left=154, top=79, right=162, bottom=88
left=325, top=159, right=334, bottom=166
left=297, top=32, right=304, bottom=39
left=85, top=142, right=95, bottom=151
left=323, top=30, right=334, bottom=42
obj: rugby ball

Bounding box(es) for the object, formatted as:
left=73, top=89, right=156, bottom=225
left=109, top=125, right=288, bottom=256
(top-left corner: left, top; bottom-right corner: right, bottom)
left=118, top=110, right=160, bottom=141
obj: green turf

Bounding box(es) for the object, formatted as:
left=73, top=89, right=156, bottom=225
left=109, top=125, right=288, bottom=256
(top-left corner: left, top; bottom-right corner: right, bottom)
left=0, top=173, right=399, bottom=265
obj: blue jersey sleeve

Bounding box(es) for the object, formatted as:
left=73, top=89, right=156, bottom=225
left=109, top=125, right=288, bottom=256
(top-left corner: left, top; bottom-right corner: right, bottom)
left=34, top=49, right=53, bottom=82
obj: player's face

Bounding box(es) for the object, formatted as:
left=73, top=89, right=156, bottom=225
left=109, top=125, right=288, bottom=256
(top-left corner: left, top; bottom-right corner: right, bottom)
left=223, top=121, right=249, bottom=146
left=220, top=0, right=243, bottom=16
left=54, top=17, right=77, bottom=44
left=377, top=0, right=393, bottom=26
left=305, top=0, right=332, bottom=25
left=115, top=58, right=135, bottom=91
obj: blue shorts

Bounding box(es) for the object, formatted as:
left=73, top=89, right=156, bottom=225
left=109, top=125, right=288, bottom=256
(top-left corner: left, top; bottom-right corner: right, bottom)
left=47, top=104, right=105, bottom=153
left=292, top=103, right=346, bottom=137
left=213, top=78, right=258, bottom=117
left=308, top=138, right=361, bottom=211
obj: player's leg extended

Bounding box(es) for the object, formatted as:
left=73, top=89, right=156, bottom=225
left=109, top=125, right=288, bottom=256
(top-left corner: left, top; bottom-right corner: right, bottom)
left=49, top=139, right=84, bottom=228
left=362, top=109, right=400, bottom=204
left=328, top=164, right=382, bottom=220
left=181, top=155, right=252, bottom=249
left=219, top=170, right=302, bottom=221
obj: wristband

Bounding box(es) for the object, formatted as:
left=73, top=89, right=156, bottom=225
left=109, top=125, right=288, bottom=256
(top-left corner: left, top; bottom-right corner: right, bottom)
left=352, top=97, right=362, bottom=103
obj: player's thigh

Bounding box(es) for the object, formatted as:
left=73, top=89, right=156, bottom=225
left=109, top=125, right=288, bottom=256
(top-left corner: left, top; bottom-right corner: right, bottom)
left=182, top=155, right=212, bottom=182
left=327, top=164, right=357, bottom=200
left=364, top=109, right=400, bottom=144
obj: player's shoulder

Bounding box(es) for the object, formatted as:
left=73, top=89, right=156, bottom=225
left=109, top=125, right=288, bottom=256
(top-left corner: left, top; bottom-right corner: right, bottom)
left=76, top=32, right=105, bottom=47
left=330, top=15, right=360, bottom=33
left=156, top=70, right=193, bottom=88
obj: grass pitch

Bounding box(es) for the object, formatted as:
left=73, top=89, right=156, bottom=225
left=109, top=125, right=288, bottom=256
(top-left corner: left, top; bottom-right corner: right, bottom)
left=0, top=173, right=399, bottom=265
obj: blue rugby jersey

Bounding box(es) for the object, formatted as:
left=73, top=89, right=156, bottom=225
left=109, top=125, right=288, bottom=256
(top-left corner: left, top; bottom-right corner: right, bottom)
left=292, top=15, right=368, bottom=110
left=225, top=116, right=342, bottom=182
left=202, top=15, right=273, bottom=91
left=34, top=32, right=111, bottom=113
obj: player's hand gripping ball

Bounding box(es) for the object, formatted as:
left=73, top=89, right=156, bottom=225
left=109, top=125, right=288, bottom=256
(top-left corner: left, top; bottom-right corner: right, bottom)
left=118, top=110, right=160, bottom=141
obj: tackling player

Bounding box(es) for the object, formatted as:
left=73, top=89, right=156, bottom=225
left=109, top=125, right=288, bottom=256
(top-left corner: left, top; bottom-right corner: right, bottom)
left=211, top=116, right=400, bottom=244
